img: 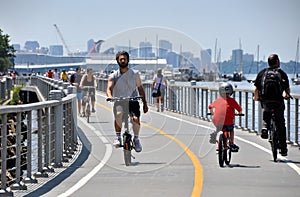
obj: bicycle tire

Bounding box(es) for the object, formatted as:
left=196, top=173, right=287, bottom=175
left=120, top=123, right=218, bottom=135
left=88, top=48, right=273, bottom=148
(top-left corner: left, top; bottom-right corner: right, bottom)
left=225, top=136, right=231, bottom=165
left=218, top=134, right=225, bottom=167
left=271, top=121, right=278, bottom=162
left=86, top=104, right=91, bottom=123
left=123, top=132, right=132, bottom=166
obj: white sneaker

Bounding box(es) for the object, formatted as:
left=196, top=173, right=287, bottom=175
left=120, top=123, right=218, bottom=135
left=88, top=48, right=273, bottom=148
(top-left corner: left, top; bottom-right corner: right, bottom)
left=113, top=137, right=121, bottom=148
left=134, top=137, right=142, bottom=152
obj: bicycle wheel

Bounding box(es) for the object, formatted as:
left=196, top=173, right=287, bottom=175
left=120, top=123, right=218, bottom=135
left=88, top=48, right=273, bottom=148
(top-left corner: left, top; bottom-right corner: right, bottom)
left=86, top=104, right=90, bottom=123
left=225, top=136, right=231, bottom=165
left=218, top=134, right=225, bottom=167
left=123, top=132, right=132, bottom=166
left=271, top=125, right=278, bottom=162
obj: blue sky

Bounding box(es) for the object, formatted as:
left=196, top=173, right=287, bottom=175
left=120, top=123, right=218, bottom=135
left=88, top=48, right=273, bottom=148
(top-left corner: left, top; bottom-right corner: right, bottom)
left=1, top=0, right=299, bottom=62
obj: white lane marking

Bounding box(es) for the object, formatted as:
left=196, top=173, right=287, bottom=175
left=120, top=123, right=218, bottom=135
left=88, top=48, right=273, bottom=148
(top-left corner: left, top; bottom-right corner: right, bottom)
left=58, top=118, right=113, bottom=197
left=236, top=136, right=300, bottom=176
left=157, top=112, right=300, bottom=176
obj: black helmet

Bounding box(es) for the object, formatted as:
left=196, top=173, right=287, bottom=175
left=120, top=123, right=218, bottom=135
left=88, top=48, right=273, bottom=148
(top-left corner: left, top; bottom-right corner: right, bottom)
left=219, top=82, right=233, bottom=96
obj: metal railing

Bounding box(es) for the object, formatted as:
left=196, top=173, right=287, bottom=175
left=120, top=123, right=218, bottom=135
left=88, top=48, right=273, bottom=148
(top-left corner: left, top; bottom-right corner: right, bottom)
left=0, top=76, right=77, bottom=196
left=97, top=78, right=300, bottom=146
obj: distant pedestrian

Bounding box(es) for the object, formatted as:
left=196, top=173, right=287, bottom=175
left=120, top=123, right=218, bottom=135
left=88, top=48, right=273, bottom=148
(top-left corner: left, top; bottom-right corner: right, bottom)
left=47, top=69, right=54, bottom=78
left=70, top=67, right=83, bottom=116
left=53, top=68, right=60, bottom=80
left=61, top=70, right=68, bottom=82
left=152, top=69, right=167, bottom=112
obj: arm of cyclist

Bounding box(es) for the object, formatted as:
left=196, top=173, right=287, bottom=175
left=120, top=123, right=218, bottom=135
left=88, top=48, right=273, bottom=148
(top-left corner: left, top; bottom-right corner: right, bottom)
left=136, top=74, right=148, bottom=113
left=106, top=76, right=114, bottom=101
left=283, top=87, right=292, bottom=100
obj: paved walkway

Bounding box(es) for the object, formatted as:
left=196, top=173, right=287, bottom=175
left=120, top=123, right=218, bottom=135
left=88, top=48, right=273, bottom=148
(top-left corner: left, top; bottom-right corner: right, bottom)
left=15, top=92, right=300, bottom=197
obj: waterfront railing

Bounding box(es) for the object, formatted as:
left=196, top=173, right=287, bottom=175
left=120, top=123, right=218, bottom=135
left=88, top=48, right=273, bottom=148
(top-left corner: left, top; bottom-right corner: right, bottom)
left=0, top=76, right=77, bottom=196
left=98, top=78, right=300, bottom=146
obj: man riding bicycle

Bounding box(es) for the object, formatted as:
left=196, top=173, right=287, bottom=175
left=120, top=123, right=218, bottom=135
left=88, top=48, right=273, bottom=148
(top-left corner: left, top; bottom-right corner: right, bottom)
left=209, top=82, right=243, bottom=152
left=106, top=51, right=148, bottom=152
left=253, top=54, right=291, bottom=156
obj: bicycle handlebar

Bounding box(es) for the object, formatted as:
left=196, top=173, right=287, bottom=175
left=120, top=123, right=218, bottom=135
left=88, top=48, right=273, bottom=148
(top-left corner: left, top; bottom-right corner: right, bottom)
left=106, top=96, right=143, bottom=102
left=207, top=113, right=244, bottom=116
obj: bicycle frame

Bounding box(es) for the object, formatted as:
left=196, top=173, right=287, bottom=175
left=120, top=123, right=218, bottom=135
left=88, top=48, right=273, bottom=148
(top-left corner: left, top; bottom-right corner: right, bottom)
left=82, top=86, right=95, bottom=123
left=217, top=127, right=232, bottom=167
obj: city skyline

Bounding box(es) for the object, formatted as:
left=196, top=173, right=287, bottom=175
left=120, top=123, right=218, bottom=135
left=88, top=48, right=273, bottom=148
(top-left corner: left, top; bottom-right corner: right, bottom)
left=1, top=0, right=299, bottom=62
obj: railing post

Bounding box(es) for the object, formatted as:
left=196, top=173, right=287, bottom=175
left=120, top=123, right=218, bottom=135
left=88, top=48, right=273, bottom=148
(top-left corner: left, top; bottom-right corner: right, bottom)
left=23, top=111, right=37, bottom=184
left=68, top=86, right=78, bottom=146
left=49, top=90, right=63, bottom=167
left=0, top=114, right=14, bottom=196
left=10, top=112, right=27, bottom=190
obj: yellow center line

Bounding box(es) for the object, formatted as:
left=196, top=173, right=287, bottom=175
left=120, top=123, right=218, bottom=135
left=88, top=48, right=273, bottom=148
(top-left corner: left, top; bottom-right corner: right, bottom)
left=142, top=124, right=203, bottom=197
left=96, top=102, right=203, bottom=197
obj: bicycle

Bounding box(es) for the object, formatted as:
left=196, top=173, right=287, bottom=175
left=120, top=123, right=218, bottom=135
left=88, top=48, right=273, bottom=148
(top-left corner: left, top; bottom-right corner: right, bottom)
left=262, top=96, right=292, bottom=162
left=208, top=113, right=244, bottom=167
left=82, top=86, right=95, bottom=123
left=106, top=96, right=143, bottom=166
left=267, top=108, right=280, bottom=162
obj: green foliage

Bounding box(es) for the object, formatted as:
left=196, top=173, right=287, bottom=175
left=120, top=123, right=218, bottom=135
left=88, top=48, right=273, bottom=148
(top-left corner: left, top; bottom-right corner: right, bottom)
left=0, top=28, right=16, bottom=72
left=9, top=86, right=22, bottom=105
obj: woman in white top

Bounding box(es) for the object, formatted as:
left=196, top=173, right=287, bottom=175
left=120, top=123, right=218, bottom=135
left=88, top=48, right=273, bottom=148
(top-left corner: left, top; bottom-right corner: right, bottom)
left=152, top=69, right=167, bottom=112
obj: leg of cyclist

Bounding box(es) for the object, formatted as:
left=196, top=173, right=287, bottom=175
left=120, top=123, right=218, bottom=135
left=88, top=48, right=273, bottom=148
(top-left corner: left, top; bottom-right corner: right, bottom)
left=275, top=105, right=288, bottom=156
left=130, top=101, right=142, bottom=152
left=228, top=125, right=239, bottom=152
left=81, top=90, right=87, bottom=117
left=262, top=107, right=272, bottom=139
left=113, top=105, right=123, bottom=147
left=91, top=89, right=96, bottom=113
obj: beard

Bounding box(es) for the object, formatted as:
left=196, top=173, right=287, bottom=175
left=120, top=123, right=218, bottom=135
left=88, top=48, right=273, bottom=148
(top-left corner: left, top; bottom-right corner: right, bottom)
left=119, top=62, right=128, bottom=68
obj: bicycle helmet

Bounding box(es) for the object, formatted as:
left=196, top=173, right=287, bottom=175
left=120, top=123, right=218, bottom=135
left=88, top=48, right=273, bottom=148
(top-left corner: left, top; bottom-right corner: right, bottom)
left=219, top=82, right=233, bottom=96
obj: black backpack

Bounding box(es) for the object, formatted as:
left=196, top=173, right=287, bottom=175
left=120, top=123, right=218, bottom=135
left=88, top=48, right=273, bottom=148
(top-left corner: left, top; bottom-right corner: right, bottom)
left=260, top=68, right=283, bottom=101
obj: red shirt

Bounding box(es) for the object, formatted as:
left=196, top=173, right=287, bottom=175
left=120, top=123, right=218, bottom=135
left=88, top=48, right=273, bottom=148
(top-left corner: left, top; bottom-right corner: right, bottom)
left=209, top=96, right=242, bottom=126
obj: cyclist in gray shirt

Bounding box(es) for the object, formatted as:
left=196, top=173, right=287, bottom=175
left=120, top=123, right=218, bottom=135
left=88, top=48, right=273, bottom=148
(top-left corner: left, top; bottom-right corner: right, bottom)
left=106, top=51, right=148, bottom=152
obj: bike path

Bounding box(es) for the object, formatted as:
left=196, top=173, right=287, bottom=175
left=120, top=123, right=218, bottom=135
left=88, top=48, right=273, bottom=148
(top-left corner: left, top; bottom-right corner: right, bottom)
left=24, top=92, right=300, bottom=197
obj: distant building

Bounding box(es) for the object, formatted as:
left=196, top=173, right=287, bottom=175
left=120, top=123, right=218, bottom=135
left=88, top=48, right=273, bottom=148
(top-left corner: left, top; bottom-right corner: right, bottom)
left=49, top=45, right=63, bottom=56
left=13, top=44, right=21, bottom=51
left=139, top=41, right=154, bottom=58
left=201, top=49, right=212, bottom=71
left=24, top=41, right=40, bottom=53
left=243, top=53, right=254, bottom=63
left=231, top=49, right=243, bottom=66
left=158, top=40, right=172, bottom=58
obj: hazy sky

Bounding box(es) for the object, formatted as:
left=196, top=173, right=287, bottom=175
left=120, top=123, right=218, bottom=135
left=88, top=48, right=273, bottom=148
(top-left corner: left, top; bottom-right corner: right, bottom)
left=1, top=0, right=299, bottom=62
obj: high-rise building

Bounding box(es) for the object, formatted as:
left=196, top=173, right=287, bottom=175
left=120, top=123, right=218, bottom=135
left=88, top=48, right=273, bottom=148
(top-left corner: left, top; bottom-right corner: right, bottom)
left=13, top=44, right=21, bottom=51
left=139, top=41, right=154, bottom=58
left=158, top=40, right=172, bottom=58
left=201, top=49, right=212, bottom=71
left=24, top=41, right=40, bottom=52
left=231, top=49, right=243, bottom=66
left=49, top=45, right=63, bottom=56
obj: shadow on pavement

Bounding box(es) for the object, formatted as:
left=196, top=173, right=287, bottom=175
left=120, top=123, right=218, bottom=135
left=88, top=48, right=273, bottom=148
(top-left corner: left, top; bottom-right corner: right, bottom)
left=25, top=128, right=91, bottom=197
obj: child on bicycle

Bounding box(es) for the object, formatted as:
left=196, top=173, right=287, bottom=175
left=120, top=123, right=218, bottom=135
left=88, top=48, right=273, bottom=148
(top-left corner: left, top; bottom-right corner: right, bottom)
left=208, top=82, right=242, bottom=152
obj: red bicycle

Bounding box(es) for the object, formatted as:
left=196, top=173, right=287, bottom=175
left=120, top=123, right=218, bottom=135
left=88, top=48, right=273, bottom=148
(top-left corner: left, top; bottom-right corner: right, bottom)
left=208, top=113, right=244, bottom=167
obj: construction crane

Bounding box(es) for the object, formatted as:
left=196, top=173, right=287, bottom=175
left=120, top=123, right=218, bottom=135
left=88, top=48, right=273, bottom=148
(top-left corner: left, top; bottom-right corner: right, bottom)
left=53, top=24, right=71, bottom=55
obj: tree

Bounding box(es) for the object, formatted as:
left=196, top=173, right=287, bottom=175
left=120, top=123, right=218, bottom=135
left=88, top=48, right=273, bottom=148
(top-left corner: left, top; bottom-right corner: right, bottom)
left=0, top=29, right=15, bottom=72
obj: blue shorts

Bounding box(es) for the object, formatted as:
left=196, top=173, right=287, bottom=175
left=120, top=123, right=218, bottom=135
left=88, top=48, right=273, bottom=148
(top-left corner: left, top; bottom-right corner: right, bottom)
left=77, top=92, right=82, bottom=100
